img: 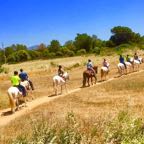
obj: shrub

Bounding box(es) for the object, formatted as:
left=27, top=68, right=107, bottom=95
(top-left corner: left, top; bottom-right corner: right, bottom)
left=28, top=50, right=42, bottom=59
left=92, top=47, right=101, bottom=55
left=76, top=49, right=86, bottom=55
left=0, top=65, right=9, bottom=74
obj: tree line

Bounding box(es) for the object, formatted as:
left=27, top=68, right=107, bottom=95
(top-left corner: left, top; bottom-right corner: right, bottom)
left=0, top=26, right=144, bottom=64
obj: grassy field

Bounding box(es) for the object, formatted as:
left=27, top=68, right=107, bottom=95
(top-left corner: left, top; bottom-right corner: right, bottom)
left=1, top=52, right=144, bottom=143
left=0, top=54, right=119, bottom=110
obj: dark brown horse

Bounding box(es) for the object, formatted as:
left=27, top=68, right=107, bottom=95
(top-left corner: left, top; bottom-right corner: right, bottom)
left=83, top=66, right=98, bottom=87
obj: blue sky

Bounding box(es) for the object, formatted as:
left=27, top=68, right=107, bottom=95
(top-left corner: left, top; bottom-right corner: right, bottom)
left=0, top=0, right=144, bottom=47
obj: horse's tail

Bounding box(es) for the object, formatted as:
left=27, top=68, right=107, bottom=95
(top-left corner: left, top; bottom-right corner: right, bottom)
left=7, top=91, right=15, bottom=112
left=83, top=72, right=86, bottom=87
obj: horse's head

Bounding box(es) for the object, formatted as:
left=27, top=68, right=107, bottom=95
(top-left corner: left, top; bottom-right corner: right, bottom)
left=93, top=66, right=98, bottom=74
left=63, top=72, right=69, bottom=80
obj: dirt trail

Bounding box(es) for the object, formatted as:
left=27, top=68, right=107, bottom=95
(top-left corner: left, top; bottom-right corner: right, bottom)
left=0, top=69, right=144, bottom=128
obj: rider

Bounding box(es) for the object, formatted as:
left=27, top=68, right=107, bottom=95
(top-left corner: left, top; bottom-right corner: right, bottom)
left=11, top=71, right=26, bottom=97
left=19, top=69, right=34, bottom=90
left=126, top=54, right=131, bottom=63
left=134, top=52, right=141, bottom=63
left=58, top=65, right=65, bottom=77
left=119, top=55, right=127, bottom=69
left=134, top=52, right=139, bottom=60
left=87, top=59, right=95, bottom=75
left=103, top=58, right=110, bottom=70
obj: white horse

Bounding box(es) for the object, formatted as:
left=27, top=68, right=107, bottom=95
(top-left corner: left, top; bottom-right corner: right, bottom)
left=53, top=72, right=69, bottom=95
left=125, top=61, right=133, bottom=73
left=117, top=63, right=126, bottom=76
left=7, top=81, right=31, bottom=113
left=101, top=66, right=109, bottom=81
left=7, top=87, right=22, bottom=113
left=20, top=80, right=34, bottom=100
left=130, top=58, right=140, bottom=71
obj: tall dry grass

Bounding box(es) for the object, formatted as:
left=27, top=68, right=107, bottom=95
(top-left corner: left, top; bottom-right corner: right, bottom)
left=1, top=70, right=144, bottom=143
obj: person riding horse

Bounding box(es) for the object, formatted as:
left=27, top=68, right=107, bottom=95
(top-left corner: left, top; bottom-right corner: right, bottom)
left=87, top=59, right=95, bottom=75
left=119, top=55, right=127, bottom=69
left=103, top=58, right=110, bottom=71
left=126, top=55, right=131, bottom=63
left=19, top=69, right=34, bottom=90
left=11, top=71, right=26, bottom=97
left=58, top=65, right=65, bottom=77
left=134, top=52, right=141, bottom=63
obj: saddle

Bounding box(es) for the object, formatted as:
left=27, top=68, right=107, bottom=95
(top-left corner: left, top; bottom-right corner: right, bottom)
left=87, top=70, right=94, bottom=76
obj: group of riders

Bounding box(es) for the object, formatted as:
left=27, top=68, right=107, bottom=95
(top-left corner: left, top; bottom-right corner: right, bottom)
left=119, top=52, right=142, bottom=69
left=10, top=69, right=34, bottom=97
left=10, top=52, right=142, bottom=99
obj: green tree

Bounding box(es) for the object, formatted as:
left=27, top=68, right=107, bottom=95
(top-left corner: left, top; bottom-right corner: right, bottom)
left=110, top=26, right=141, bottom=46
left=74, top=33, right=92, bottom=52
left=64, top=40, right=76, bottom=52
left=5, top=46, right=15, bottom=57
left=49, top=40, right=61, bottom=53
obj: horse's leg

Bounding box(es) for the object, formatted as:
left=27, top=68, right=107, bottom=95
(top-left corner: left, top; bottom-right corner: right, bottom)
left=83, top=73, right=86, bottom=87
left=101, top=69, right=103, bottom=81
left=91, top=77, right=93, bottom=85
left=15, top=96, right=19, bottom=111
left=93, top=75, right=97, bottom=84
left=87, top=77, right=90, bottom=86
left=65, top=83, right=68, bottom=93
left=53, top=81, right=58, bottom=95
left=60, top=85, right=63, bottom=94
left=8, top=93, right=15, bottom=113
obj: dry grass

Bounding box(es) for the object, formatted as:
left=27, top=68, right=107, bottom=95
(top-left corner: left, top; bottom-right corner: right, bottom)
left=1, top=65, right=144, bottom=143
left=1, top=52, right=144, bottom=143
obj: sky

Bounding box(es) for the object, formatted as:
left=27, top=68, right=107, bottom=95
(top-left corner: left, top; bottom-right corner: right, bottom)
left=0, top=0, right=144, bottom=47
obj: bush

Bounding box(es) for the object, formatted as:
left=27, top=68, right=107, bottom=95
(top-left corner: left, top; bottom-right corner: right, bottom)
left=7, top=50, right=31, bottom=63
left=76, top=49, right=86, bottom=55
left=56, top=51, right=63, bottom=57
left=0, top=65, right=9, bottom=74
left=47, top=52, right=56, bottom=59
left=92, top=47, right=101, bottom=55
left=61, top=48, right=75, bottom=57
left=28, top=50, right=42, bottom=59
left=100, top=47, right=115, bottom=56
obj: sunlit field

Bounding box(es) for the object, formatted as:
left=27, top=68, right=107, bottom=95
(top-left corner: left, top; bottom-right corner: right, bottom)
left=1, top=52, right=144, bottom=143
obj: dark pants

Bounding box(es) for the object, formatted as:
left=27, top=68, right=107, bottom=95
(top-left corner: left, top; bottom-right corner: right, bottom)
left=122, top=62, right=127, bottom=69
left=17, top=85, right=27, bottom=97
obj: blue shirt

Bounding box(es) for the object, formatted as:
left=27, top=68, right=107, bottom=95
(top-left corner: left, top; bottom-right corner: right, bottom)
left=119, top=57, right=124, bottom=63
left=19, top=72, right=28, bottom=81
left=87, top=62, right=93, bottom=69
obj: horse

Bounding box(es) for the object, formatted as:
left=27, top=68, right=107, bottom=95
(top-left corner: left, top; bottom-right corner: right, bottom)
left=101, top=66, right=109, bottom=81
left=53, top=72, right=69, bottom=95
left=83, top=66, right=98, bottom=87
left=7, top=87, right=22, bottom=113
left=7, top=80, right=32, bottom=113
left=130, top=58, right=140, bottom=71
left=20, top=80, right=34, bottom=100
left=125, top=61, right=133, bottom=73
left=117, top=63, right=127, bottom=76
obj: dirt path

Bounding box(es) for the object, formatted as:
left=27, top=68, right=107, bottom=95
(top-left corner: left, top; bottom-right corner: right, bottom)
left=0, top=69, right=144, bottom=128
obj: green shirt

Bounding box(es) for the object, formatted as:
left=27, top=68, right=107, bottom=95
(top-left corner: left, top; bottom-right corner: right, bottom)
left=11, top=75, right=20, bottom=86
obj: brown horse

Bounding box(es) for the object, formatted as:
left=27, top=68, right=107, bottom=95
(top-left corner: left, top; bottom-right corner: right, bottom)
left=83, top=66, right=98, bottom=87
